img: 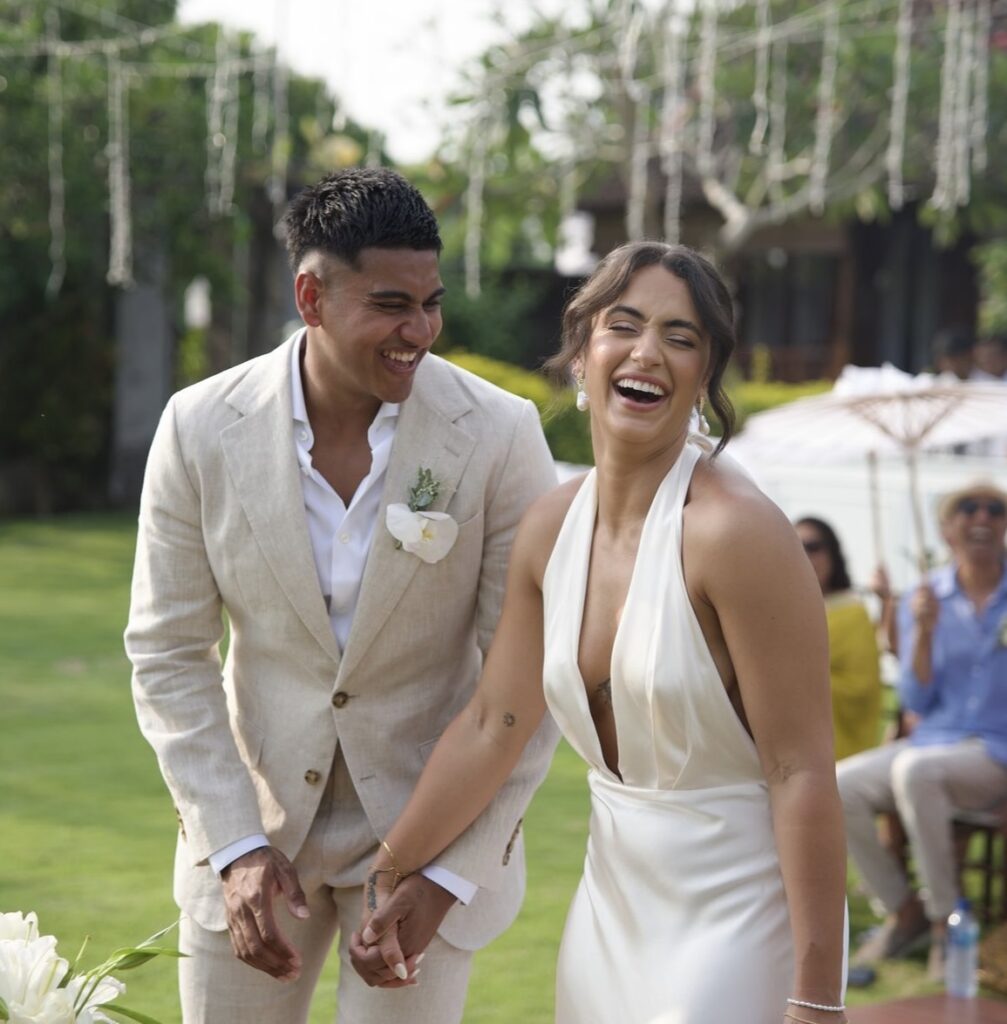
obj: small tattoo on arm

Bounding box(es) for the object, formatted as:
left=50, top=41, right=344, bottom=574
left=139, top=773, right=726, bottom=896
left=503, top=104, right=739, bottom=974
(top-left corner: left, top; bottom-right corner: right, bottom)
left=502, top=712, right=516, bottom=727
left=366, top=873, right=378, bottom=911
left=594, top=679, right=612, bottom=708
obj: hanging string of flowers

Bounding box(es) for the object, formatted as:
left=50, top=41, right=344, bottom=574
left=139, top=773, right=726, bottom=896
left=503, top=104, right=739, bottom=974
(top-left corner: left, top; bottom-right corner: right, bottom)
left=885, top=0, right=913, bottom=210
left=105, top=51, right=132, bottom=287
left=45, top=9, right=66, bottom=299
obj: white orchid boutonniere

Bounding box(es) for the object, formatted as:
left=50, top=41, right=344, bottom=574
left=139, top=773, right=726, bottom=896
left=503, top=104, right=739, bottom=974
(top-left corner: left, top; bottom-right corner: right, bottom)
left=386, top=467, right=458, bottom=565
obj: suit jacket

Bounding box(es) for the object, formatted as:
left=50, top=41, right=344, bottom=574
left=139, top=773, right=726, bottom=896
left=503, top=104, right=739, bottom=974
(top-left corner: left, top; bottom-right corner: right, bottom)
left=125, top=336, right=559, bottom=950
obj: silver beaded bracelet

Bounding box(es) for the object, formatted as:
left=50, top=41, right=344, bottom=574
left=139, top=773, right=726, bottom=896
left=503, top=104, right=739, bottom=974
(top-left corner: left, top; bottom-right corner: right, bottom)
left=787, top=998, right=846, bottom=1013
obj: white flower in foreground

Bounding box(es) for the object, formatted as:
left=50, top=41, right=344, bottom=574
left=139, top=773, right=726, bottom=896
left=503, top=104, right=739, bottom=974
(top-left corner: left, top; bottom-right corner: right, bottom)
left=65, top=973, right=125, bottom=1024
left=386, top=503, right=459, bottom=564
left=0, top=913, right=39, bottom=943
left=0, top=934, right=74, bottom=1023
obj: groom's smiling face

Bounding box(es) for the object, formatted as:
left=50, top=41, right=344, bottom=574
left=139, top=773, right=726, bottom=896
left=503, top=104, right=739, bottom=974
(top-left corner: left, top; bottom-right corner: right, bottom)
left=297, top=246, right=445, bottom=412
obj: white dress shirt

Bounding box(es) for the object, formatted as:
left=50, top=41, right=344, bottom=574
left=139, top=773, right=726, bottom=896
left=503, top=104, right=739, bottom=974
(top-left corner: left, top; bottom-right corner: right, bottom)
left=210, top=334, right=475, bottom=905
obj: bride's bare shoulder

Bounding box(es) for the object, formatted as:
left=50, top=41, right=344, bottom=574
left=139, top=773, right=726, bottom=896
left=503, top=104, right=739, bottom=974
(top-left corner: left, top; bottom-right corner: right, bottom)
left=685, top=452, right=792, bottom=548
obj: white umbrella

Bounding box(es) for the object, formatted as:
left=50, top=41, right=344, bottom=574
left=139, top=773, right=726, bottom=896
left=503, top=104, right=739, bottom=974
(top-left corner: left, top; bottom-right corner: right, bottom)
left=734, top=364, right=1007, bottom=569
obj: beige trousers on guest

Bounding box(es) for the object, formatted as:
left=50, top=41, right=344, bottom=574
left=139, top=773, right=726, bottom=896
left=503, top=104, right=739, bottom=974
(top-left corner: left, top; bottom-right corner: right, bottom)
left=178, top=749, right=473, bottom=1024
left=837, top=737, right=1007, bottom=922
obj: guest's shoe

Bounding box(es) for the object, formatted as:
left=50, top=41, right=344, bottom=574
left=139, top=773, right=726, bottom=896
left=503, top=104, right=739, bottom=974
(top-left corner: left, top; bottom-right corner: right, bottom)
left=852, top=912, right=930, bottom=965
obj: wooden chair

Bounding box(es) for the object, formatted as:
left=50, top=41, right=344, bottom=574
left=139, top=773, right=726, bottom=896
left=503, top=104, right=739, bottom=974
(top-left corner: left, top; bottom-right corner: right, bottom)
left=955, top=808, right=1007, bottom=926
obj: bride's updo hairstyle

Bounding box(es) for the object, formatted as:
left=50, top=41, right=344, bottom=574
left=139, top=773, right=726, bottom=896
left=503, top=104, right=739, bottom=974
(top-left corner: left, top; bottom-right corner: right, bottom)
left=546, top=241, right=737, bottom=456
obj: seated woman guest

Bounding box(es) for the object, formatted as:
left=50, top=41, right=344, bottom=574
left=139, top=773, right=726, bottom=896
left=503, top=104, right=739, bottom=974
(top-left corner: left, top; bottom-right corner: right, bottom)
left=796, top=517, right=882, bottom=761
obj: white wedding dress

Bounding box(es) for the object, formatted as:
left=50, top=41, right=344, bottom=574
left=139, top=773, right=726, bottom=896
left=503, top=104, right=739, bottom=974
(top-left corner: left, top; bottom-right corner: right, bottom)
left=542, top=443, right=794, bottom=1024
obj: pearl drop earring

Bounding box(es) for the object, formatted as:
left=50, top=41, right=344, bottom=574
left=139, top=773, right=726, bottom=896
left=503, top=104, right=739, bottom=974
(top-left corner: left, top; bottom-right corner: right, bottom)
left=575, top=374, right=589, bottom=412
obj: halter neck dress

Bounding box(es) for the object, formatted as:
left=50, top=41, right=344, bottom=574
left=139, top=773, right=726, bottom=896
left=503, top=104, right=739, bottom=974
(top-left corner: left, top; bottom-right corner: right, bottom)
left=541, top=442, right=794, bottom=1023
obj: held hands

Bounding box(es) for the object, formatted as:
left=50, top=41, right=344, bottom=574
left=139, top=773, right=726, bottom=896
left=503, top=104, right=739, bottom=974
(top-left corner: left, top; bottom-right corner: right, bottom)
left=349, top=870, right=457, bottom=988
left=220, top=846, right=310, bottom=981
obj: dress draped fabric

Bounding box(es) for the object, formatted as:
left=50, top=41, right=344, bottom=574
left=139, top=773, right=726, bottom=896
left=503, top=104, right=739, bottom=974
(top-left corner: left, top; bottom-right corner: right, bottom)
left=542, top=443, right=794, bottom=1023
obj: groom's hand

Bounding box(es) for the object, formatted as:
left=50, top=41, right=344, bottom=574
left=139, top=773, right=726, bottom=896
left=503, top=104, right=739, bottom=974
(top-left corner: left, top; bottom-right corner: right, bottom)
left=220, top=847, right=310, bottom=981
left=350, top=874, right=456, bottom=986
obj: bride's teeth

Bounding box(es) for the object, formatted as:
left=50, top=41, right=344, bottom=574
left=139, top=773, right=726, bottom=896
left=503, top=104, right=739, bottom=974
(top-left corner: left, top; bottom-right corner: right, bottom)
left=385, top=351, right=417, bottom=364
left=617, top=379, right=666, bottom=396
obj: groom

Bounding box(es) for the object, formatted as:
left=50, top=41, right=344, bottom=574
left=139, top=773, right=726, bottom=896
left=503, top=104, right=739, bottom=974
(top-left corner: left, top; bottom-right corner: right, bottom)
left=125, top=167, right=558, bottom=1023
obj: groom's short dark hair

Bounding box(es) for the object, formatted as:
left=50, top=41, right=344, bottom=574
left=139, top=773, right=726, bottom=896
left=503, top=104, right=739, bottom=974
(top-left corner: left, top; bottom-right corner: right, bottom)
left=283, top=168, right=442, bottom=272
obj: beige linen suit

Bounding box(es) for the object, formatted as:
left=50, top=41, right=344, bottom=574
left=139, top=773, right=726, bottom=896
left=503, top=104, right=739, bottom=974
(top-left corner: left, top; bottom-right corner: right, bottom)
left=126, top=337, right=559, bottom=1021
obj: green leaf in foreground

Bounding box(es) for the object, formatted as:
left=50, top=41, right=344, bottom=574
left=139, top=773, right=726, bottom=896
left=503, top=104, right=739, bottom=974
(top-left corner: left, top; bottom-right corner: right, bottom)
left=100, top=1003, right=168, bottom=1024
left=0, top=996, right=9, bottom=1020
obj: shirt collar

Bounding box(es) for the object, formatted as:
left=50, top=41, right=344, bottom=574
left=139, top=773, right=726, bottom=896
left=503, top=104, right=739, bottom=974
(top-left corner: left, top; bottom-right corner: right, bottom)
left=290, top=330, right=400, bottom=440
left=936, top=559, right=1007, bottom=601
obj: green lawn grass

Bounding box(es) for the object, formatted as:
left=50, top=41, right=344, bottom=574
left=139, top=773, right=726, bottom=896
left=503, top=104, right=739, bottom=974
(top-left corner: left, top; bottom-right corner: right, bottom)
left=0, top=513, right=978, bottom=1021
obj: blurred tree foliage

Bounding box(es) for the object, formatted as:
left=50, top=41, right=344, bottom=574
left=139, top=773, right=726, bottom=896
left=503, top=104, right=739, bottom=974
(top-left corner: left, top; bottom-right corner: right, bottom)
left=974, top=239, right=1007, bottom=336
left=423, top=0, right=1007, bottom=261
left=0, top=0, right=372, bottom=511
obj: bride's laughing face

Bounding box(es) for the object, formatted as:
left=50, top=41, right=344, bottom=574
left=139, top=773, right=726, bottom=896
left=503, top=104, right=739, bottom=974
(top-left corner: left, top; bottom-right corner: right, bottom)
left=578, top=265, right=711, bottom=448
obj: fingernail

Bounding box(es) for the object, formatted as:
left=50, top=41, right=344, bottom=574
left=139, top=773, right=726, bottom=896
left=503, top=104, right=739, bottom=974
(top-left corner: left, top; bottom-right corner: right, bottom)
left=412, top=968, right=422, bottom=979
left=362, top=927, right=376, bottom=945
left=295, top=906, right=310, bottom=918
left=416, top=953, right=426, bottom=964
left=394, top=963, right=408, bottom=981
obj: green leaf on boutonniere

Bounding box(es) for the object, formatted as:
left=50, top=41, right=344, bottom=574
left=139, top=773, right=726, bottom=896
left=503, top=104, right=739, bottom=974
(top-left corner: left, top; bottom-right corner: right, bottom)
left=407, top=467, right=440, bottom=512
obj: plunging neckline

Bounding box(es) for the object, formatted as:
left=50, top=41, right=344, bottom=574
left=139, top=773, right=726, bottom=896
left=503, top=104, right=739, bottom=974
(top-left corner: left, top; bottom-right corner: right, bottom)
left=571, top=456, right=687, bottom=783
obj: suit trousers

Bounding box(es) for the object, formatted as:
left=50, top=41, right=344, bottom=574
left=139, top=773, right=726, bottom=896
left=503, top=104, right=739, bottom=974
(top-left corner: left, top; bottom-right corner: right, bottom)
left=179, top=747, right=473, bottom=1024
left=837, top=737, right=1007, bottom=921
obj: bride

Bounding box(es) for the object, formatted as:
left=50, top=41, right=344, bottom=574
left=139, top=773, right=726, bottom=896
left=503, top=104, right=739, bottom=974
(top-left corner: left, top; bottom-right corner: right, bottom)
left=353, top=242, right=847, bottom=1024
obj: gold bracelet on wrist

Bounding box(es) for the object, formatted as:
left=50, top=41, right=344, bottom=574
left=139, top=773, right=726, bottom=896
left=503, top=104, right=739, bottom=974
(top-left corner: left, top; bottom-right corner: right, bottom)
left=376, top=839, right=408, bottom=888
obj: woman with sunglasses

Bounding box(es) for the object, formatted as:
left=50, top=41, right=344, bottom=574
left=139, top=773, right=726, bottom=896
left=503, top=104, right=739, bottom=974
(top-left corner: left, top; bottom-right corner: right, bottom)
left=795, top=518, right=883, bottom=762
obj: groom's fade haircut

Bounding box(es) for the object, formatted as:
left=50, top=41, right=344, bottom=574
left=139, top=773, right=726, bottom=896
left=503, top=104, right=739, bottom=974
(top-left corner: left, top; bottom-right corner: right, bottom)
left=283, top=167, right=442, bottom=273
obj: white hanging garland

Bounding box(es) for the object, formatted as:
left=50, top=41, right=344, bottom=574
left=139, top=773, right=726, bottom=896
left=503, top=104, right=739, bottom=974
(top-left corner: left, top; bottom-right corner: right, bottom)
left=696, top=0, right=718, bottom=177
left=46, top=10, right=66, bottom=299
left=931, top=0, right=962, bottom=212
left=768, top=38, right=789, bottom=208
left=106, top=52, right=132, bottom=287
left=627, top=83, right=651, bottom=241
left=218, top=32, right=241, bottom=215
left=749, top=0, right=771, bottom=155
left=971, top=0, right=991, bottom=176
left=809, top=0, right=840, bottom=215
left=660, top=14, right=686, bottom=245
left=885, top=0, right=913, bottom=211
left=953, top=3, right=975, bottom=207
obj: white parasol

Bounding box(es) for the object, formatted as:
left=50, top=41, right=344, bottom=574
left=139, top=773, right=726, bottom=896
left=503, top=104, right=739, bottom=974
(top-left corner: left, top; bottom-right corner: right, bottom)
left=734, top=364, right=1007, bottom=569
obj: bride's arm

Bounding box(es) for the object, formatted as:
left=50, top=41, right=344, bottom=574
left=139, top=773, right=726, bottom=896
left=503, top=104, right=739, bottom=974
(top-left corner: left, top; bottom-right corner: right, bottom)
left=357, top=486, right=572, bottom=969
left=696, top=488, right=847, bottom=1023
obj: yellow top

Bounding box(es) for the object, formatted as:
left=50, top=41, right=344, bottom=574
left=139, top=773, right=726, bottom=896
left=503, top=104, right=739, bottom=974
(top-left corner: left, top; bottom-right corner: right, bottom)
left=825, top=592, right=882, bottom=761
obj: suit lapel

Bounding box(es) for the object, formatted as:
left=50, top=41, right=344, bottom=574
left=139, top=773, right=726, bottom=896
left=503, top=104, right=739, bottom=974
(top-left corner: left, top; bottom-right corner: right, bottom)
left=220, top=337, right=342, bottom=666
left=339, top=358, right=475, bottom=680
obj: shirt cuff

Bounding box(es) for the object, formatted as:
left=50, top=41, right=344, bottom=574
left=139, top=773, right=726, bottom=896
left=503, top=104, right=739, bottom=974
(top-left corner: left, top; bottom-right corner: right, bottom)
left=419, top=864, right=478, bottom=906
left=209, top=834, right=270, bottom=876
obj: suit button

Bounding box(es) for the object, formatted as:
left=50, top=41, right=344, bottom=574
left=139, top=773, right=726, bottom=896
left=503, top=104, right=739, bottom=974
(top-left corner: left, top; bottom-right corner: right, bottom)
left=304, top=769, right=321, bottom=785
left=331, top=691, right=350, bottom=708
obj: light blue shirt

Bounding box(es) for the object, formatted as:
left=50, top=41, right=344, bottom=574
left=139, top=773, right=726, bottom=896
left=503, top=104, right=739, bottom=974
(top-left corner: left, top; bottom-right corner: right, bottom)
left=898, top=561, right=1007, bottom=764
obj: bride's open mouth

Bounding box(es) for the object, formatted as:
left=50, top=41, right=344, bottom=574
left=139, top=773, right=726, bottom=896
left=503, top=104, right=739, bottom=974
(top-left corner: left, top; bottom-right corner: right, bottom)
left=612, top=375, right=668, bottom=407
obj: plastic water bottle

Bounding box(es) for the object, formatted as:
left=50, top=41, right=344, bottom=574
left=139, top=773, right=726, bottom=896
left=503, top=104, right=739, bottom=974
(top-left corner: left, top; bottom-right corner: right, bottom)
left=945, top=898, right=979, bottom=998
